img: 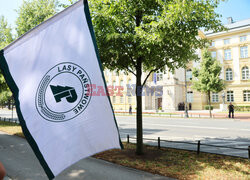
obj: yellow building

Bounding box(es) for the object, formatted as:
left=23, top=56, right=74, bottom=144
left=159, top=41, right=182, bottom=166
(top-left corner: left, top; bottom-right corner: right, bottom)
left=104, top=17, right=250, bottom=111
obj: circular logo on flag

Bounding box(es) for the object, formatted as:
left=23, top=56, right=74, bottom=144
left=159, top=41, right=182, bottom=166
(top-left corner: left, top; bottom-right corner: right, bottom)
left=35, top=62, right=92, bottom=122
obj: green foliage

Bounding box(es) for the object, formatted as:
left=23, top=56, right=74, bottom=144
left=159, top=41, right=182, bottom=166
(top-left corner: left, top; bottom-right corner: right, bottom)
left=0, top=16, right=13, bottom=103
left=89, top=0, right=225, bottom=73
left=205, top=105, right=213, bottom=110
left=192, top=49, right=225, bottom=94
left=0, top=16, right=13, bottom=49
left=192, top=48, right=224, bottom=115
left=59, top=0, right=78, bottom=8
left=16, top=0, right=58, bottom=37
left=234, top=106, right=250, bottom=112
left=89, top=0, right=225, bottom=153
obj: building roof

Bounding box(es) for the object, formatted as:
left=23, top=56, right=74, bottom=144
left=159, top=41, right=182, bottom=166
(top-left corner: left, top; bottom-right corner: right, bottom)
left=205, top=18, right=250, bottom=36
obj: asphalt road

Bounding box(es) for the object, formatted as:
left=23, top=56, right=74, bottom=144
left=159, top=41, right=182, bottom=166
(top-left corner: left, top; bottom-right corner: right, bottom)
left=116, top=115, right=250, bottom=158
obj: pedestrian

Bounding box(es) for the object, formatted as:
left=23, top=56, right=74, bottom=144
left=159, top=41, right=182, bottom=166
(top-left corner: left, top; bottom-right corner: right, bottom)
left=129, top=105, right=132, bottom=115
left=228, top=102, right=234, bottom=118
left=0, top=162, right=6, bottom=180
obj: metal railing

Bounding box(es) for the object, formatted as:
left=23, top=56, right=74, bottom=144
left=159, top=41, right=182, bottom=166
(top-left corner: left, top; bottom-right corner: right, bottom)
left=126, top=134, right=250, bottom=159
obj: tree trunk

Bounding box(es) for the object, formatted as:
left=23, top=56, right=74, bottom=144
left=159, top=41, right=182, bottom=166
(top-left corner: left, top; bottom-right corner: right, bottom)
left=136, top=57, right=143, bottom=155
left=208, top=91, right=212, bottom=118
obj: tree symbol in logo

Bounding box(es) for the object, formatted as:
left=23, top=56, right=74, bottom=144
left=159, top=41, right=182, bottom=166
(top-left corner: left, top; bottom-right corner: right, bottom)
left=50, top=85, right=78, bottom=103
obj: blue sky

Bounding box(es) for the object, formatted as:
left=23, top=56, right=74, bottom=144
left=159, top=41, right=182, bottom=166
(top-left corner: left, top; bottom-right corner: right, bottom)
left=0, top=0, right=250, bottom=29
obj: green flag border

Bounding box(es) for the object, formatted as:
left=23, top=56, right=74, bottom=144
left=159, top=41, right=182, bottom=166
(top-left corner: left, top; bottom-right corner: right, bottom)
left=0, top=50, right=55, bottom=179
left=0, top=0, right=123, bottom=179
left=83, top=0, right=123, bottom=149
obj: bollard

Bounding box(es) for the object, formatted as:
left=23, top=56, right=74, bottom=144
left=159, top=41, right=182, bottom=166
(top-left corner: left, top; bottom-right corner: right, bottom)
left=248, top=146, right=250, bottom=159
left=158, top=137, right=161, bottom=149
left=197, top=141, right=200, bottom=155
left=127, top=134, right=129, bottom=143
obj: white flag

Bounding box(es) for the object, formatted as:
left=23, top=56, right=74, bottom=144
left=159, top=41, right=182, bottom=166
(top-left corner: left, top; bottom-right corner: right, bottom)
left=0, top=0, right=122, bottom=179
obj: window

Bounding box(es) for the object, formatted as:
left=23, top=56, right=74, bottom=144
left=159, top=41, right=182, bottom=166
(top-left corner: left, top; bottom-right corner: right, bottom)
left=186, top=69, right=192, bottom=81
left=242, top=66, right=249, bottom=80
left=224, top=49, right=231, bottom=60
left=226, top=68, right=233, bottom=81
left=210, top=41, right=215, bottom=47
left=224, top=39, right=230, bottom=45
left=211, top=51, right=216, bottom=58
left=128, top=95, right=132, bottom=104
left=112, top=81, right=116, bottom=87
left=243, top=90, right=250, bottom=102
left=128, top=79, right=132, bottom=85
left=120, top=96, right=124, bottom=103
left=240, top=36, right=247, bottom=42
left=187, top=91, right=193, bottom=103
left=120, top=80, right=124, bottom=87
left=157, top=73, right=163, bottom=81
left=240, top=46, right=248, bottom=58
left=227, top=91, right=234, bottom=102
left=112, top=96, right=116, bottom=103
left=212, top=93, right=219, bottom=102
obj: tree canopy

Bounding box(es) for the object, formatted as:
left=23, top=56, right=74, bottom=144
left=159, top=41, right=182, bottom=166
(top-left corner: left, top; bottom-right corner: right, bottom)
left=0, top=16, right=13, bottom=49
left=192, top=48, right=225, bottom=117
left=90, top=0, right=225, bottom=77
left=0, top=16, right=14, bottom=106
left=16, top=0, right=58, bottom=37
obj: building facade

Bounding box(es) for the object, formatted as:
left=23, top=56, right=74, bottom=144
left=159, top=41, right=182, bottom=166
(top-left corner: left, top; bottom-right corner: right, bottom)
left=104, top=18, right=250, bottom=111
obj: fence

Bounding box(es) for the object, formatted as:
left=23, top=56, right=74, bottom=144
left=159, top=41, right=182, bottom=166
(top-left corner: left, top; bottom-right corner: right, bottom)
left=126, top=134, right=250, bottom=159
left=0, top=117, right=19, bottom=124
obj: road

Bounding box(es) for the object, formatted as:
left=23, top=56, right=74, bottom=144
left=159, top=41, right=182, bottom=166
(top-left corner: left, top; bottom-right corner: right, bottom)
left=116, top=115, right=250, bottom=158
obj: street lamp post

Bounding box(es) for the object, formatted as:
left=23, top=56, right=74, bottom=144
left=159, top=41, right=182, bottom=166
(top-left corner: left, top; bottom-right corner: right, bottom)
left=184, top=69, right=189, bottom=118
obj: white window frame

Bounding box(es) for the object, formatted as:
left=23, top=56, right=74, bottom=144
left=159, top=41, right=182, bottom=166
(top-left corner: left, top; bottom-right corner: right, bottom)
left=227, top=91, right=234, bottom=102
left=211, top=51, right=216, bottom=58
left=120, top=96, right=124, bottom=103
left=242, top=66, right=249, bottom=80
left=212, top=92, right=219, bottom=103
left=224, top=49, right=231, bottom=60
left=210, top=41, right=215, bottom=47
left=186, top=69, right=192, bottom=81
left=157, top=73, right=163, bottom=81
left=243, top=90, right=250, bottom=102
left=128, top=95, right=132, bottom=104
left=224, top=39, right=230, bottom=45
left=240, top=36, right=247, bottom=42
left=187, top=91, right=193, bottom=103
left=112, top=96, right=116, bottom=103
left=240, top=46, right=248, bottom=58
left=226, top=68, right=233, bottom=81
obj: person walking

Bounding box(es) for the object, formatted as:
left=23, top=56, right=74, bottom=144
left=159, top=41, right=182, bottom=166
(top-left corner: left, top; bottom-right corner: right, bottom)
left=129, top=105, right=132, bottom=115
left=0, top=162, right=6, bottom=180
left=228, top=102, right=234, bottom=118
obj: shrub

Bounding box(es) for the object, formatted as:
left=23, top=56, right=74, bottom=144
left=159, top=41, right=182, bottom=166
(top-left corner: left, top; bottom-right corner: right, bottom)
left=204, top=105, right=213, bottom=110
left=234, top=106, right=250, bottom=112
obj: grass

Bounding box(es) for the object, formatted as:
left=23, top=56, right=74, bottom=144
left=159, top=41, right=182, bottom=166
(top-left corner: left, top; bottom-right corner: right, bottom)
left=0, top=121, right=24, bottom=138
left=94, top=143, right=250, bottom=180
left=0, top=121, right=249, bottom=179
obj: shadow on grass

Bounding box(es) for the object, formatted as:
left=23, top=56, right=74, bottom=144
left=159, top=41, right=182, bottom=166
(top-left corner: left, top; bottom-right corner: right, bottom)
left=94, top=143, right=250, bottom=180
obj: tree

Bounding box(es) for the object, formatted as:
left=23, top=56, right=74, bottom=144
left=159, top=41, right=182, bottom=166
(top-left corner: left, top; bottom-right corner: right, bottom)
left=16, top=0, right=59, bottom=37
left=0, top=16, right=13, bottom=49
left=192, top=48, right=225, bottom=117
left=0, top=16, right=13, bottom=108
left=89, top=0, right=225, bottom=154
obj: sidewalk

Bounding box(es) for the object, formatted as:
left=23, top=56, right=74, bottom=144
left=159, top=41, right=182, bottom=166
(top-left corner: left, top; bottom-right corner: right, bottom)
left=0, top=131, right=171, bottom=180
left=115, top=110, right=250, bottom=121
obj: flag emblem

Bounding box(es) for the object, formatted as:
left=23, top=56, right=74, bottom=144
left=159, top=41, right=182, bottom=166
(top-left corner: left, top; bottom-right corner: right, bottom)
left=35, top=62, right=92, bottom=122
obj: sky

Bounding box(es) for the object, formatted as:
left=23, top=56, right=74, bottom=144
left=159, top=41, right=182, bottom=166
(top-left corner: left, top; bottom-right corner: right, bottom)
left=0, top=0, right=250, bottom=30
